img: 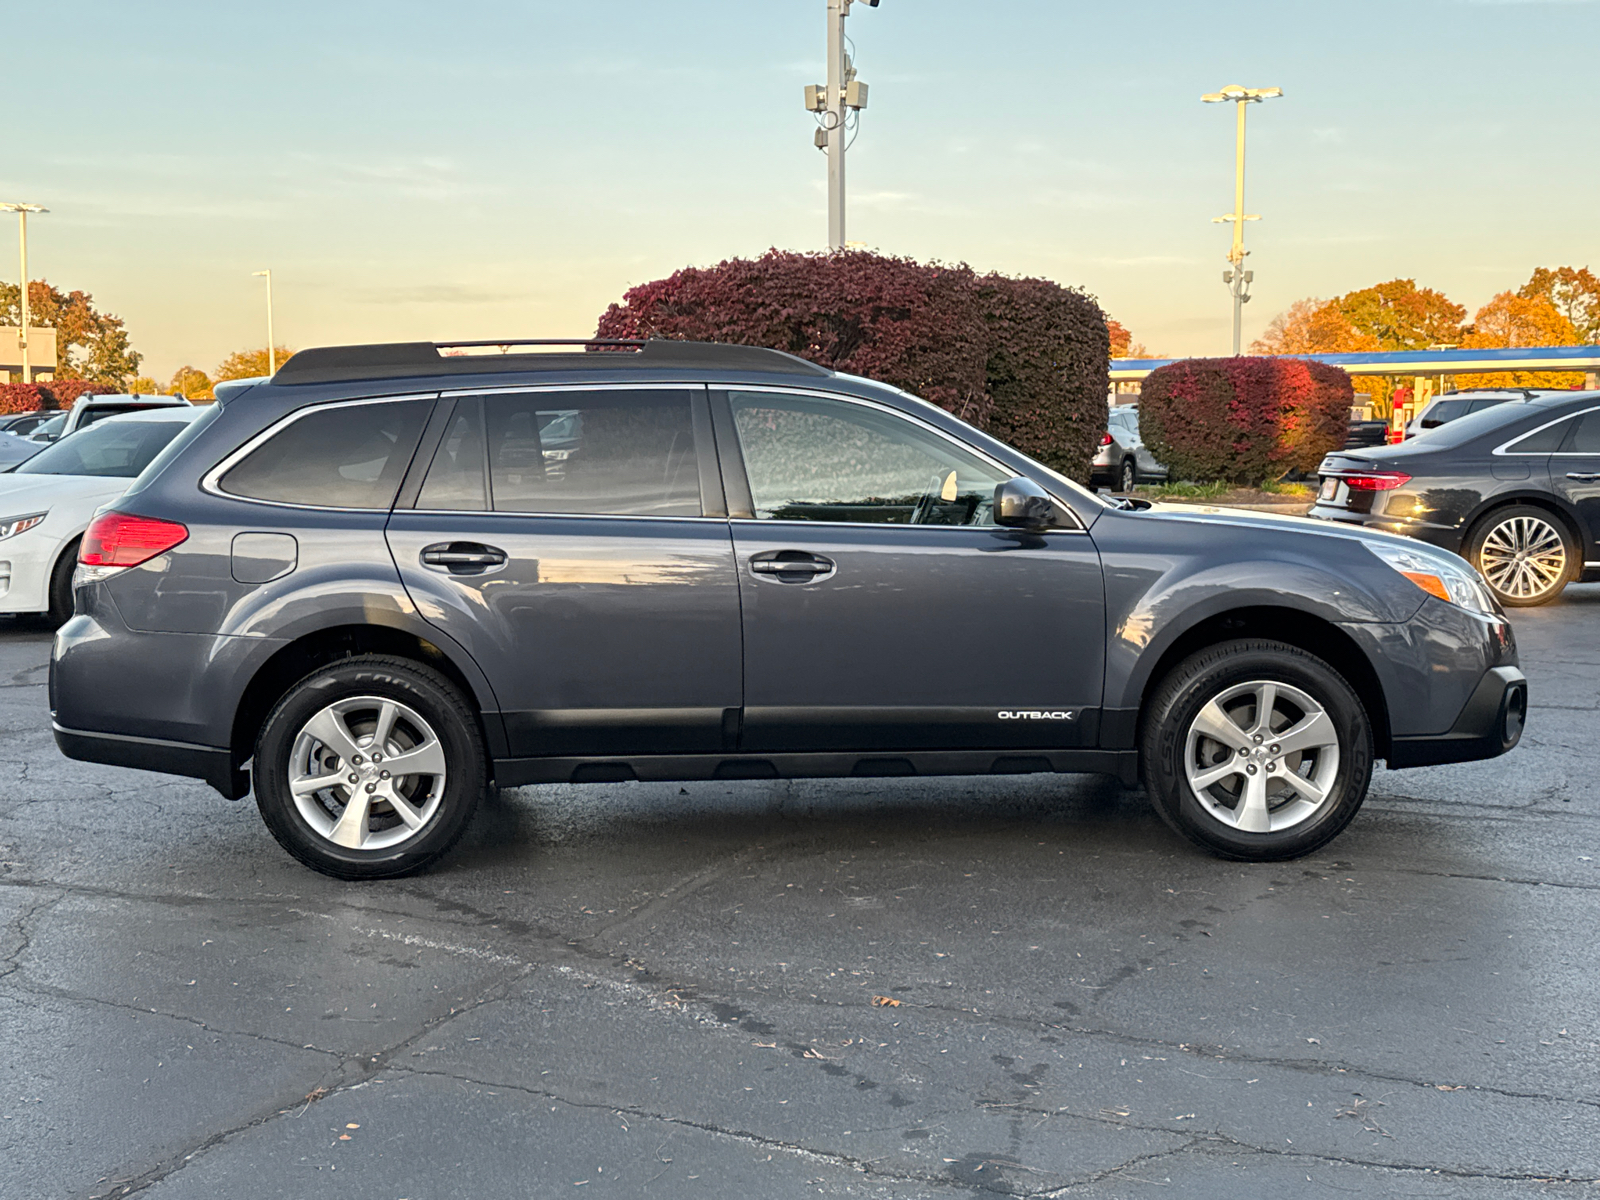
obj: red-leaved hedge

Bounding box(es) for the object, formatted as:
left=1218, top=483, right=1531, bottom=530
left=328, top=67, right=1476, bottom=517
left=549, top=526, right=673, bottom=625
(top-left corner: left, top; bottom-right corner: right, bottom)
left=0, top=379, right=119, bottom=416
left=1139, top=357, right=1352, bottom=485
left=595, top=249, right=1111, bottom=479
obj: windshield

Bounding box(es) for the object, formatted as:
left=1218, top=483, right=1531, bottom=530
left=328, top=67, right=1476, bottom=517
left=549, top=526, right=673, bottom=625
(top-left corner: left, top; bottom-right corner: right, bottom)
left=15, top=419, right=193, bottom=478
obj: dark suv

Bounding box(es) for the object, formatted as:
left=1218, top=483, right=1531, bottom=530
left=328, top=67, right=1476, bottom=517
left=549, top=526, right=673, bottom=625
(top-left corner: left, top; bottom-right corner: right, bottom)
left=51, top=341, right=1527, bottom=878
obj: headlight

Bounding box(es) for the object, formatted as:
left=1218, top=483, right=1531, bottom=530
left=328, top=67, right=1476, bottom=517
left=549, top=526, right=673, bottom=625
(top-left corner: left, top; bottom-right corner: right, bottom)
left=0, top=512, right=47, bottom=540
left=1367, top=541, right=1494, bottom=614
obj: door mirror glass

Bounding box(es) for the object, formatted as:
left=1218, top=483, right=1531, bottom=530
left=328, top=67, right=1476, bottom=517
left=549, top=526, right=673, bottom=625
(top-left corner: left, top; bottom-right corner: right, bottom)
left=993, top=477, right=1061, bottom=529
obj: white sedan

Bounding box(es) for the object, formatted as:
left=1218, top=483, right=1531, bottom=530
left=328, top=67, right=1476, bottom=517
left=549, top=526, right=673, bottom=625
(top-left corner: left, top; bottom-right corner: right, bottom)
left=0, top=407, right=207, bottom=623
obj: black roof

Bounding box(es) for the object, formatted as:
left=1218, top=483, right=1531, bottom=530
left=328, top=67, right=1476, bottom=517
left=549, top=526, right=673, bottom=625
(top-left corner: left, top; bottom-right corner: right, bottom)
left=271, top=339, right=832, bottom=387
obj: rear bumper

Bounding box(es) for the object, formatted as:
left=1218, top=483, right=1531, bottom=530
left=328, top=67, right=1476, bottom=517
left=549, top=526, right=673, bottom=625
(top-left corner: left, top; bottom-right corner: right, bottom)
left=1386, top=666, right=1527, bottom=769
left=52, top=721, right=250, bottom=799
left=1304, top=504, right=1467, bottom=555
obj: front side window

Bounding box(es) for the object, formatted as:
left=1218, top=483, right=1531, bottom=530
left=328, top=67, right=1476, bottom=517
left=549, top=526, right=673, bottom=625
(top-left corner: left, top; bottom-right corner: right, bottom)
left=730, top=391, right=1011, bottom=526
left=219, top=398, right=431, bottom=508
left=471, top=389, right=701, bottom=517
left=15, top=419, right=194, bottom=478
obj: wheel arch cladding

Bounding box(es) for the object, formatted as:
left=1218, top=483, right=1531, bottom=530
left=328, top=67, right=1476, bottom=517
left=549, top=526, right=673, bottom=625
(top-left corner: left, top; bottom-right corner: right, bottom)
left=1132, top=607, right=1392, bottom=761
left=230, top=624, right=501, bottom=774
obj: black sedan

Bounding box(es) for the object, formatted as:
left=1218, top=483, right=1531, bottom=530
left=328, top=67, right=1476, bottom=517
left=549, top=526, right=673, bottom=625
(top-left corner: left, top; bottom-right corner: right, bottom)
left=1309, top=390, right=1600, bottom=606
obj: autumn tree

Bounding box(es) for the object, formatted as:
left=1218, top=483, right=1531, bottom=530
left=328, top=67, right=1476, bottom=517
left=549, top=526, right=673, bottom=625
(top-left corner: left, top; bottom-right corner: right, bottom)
left=169, top=366, right=215, bottom=401
left=214, top=347, right=295, bottom=382
left=1456, top=291, right=1583, bottom=389
left=1518, top=267, right=1600, bottom=344
left=0, top=280, right=142, bottom=386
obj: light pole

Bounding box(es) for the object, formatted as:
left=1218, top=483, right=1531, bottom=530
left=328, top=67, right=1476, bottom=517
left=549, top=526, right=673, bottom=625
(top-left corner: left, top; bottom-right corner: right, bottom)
left=805, top=0, right=877, bottom=250
left=252, top=270, right=275, bottom=375
left=1, top=203, right=48, bottom=383
left=1201, top=85, right=1282, bottom=355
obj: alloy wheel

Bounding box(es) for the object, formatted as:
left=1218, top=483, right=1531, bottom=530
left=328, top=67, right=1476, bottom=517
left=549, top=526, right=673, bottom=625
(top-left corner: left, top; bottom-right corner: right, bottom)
left=1183, top=679, right=1341, bottom=835
left=287, top=695, right=448, bottom=851
left=1477, top=515, right=1567, bottom=602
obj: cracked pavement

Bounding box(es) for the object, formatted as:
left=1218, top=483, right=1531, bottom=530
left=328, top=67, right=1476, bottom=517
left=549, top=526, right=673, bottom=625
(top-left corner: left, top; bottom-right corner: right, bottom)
left=2, top=589, right=1598, bottom=1198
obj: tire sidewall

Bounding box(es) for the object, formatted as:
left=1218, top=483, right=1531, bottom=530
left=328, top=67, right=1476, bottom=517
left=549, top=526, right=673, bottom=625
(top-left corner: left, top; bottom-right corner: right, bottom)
left=1466, top=505, right=1574, bottom=608
left=1121, top=459, right=1137, bottom=492
left=47, top=538, right=80, bottom=626
left=1144, top=642, right=1373, bottom=860
left=255, top=658, right=484, bottom=878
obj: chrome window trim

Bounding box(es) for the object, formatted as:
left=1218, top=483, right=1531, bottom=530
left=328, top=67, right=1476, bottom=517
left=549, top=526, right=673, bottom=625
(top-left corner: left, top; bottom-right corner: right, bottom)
left=403, top=509, right=721, bottom=523
left=201, top=392, right=440, bottom=512
left=718, top=383, right=1089, bottom=534
left=1492, top=404, right=1600, bottom=456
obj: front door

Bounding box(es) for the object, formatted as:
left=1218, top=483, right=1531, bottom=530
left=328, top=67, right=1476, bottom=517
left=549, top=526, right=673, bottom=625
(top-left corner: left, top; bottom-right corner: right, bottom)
left=387, top=385, right=742, bottom=758
left=715, top=389, right=1105, bottom=753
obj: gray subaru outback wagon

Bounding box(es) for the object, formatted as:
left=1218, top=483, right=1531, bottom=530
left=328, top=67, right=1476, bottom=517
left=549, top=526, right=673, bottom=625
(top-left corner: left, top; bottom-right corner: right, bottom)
left=50, top=340, right=1527, bottom=878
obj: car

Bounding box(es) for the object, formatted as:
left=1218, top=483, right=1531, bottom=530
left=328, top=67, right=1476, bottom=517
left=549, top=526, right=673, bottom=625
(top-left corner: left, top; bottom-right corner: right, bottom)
left=0, top=407, right=207, bottom=624
left=1091, top=404, right=1168, bottom=492
left=1344, top=419, right=1389, bottom=450
left=0, top=429, right=45, bottom=471
left=1308, top=389, right=1600, bottom=607
left=50, top=339, right=1526, bottom=879
left=1404, top=388, right=1551, bottom=440
left=0, top=410, right=57, bottom=438
left=26, top=393, right=191, bottom=444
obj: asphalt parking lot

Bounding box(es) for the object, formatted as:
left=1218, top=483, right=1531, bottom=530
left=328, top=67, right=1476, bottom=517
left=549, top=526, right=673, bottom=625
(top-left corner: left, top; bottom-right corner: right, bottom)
left=3, top=590, right=1598, bottom=1199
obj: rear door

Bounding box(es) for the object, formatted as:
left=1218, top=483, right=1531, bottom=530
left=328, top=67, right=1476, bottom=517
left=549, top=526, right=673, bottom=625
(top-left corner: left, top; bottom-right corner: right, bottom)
left=386, top=385, right=743, bottom=759
left=715, top=387, right=1105, bottom=754
left=1550, top=407, right=1600, bottom=563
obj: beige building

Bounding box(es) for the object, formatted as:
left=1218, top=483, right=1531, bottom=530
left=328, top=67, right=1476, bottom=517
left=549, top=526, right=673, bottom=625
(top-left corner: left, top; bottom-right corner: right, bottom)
left=0, top=325, right=57, bottom=383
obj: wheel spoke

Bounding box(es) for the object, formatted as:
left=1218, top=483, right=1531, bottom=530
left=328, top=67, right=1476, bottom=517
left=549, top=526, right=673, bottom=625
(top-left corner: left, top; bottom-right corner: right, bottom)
left=371, top=700, right=400, bottom=751
left=1191, top=699, right=1251, bottom=752
left=1278, top=770, right=1328, bottom=806
left=329, top=789, right=373, bottom=849
left=1252, top=683, right=1278, bottom=734
left=383, top=739, right=447, bottom=779
left=301, top=707, right=363, bottom=763
left=1271, top=709, right=1336, bottom=759
left=1190, top=761, right=1242, bottom=791
left=290, top=770, right=346, bottom=798
left=1234, top=771, right=1272, bottom=833
left=383, top=786, right=427, bottom=829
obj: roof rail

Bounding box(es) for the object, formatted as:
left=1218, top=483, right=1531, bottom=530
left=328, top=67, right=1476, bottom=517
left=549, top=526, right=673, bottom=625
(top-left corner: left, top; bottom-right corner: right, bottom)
left=270, top=339, right=832, bottom=386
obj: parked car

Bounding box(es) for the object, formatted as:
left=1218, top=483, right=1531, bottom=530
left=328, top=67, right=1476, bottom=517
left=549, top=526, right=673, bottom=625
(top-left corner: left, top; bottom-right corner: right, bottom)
left=0, top=430, right=45, bottom=471
left=52, top=340, right=1525, bottom=878
left=1309, top=389, right=1600, bottom=606
left=1091, top=404, right=1168, bottom=492
left=0, top=408, right=206, bottom=623
left=1404, top=389, right=1547, bottom=440
left=26, top=393, right=191, bottom=444
left=0, top=410, right=57, bottom=438
left=1344, top=419, right=1390, bottom=450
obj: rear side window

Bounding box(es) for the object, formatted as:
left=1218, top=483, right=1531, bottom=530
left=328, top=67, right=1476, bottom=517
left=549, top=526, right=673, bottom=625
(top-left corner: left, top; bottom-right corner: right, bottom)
left=1420, top=399, right=1468, bottom=427
left=1567, top=411, right=1600, bottom=454
left=419, top=389, right=702, bottom=517
left=219, top=399, right=431, bottom=508
left=1505, top=417, right=1573, bottom=454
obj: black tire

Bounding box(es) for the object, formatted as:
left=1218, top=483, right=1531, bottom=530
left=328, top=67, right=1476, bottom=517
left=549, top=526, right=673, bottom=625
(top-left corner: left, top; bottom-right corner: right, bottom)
left=254, top=655, right=485, bottom=880
left=1464, top=504, right=1576, bottom=608
left=1119, top=458, right=1137, bottom=494
left=1141, top=639, right=1374, bottom=862
left=46, top=539, right=80, bottom=627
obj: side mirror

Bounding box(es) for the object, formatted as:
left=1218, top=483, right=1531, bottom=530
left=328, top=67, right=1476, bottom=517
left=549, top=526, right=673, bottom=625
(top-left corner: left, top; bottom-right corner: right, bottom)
left=993, top=477, right=1059, bottom=530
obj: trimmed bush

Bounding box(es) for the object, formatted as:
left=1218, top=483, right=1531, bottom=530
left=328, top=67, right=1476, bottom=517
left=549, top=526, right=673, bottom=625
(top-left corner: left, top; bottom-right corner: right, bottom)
left=0, top=383, right=58, bottom=415
left=1139, top=356, right=1352, bottom=485
left=596, top=248, right=1112, bottom=480
left=48, top=380, right=119, bottom=407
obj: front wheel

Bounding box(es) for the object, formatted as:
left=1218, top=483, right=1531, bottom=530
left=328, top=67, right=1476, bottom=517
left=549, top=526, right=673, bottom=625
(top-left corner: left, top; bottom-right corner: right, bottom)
left=254, top=655, right=485, bottom=879
left=1141, top=639, right=1373, bottom=861
left=1465, top=505, right=1575, bottom=608
left=1119, top=458, right=1137, bottom=494
left=47, top=539, right=80, bottom=627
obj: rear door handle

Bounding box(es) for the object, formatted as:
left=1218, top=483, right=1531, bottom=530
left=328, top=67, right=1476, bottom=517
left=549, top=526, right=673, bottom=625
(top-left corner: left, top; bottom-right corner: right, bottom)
left=1566, top=472, right=1600, bottom=482
left=421, top=542, right=508, bottom=575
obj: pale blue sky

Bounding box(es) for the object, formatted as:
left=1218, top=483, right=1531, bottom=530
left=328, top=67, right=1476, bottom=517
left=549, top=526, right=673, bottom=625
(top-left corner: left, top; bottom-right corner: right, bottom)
left=7, top=0, right=1599, bottom=380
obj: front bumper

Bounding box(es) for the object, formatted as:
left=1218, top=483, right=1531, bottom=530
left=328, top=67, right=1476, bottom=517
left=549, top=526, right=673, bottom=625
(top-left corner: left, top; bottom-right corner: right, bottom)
left=1386, top=665, right=1527, bottom=769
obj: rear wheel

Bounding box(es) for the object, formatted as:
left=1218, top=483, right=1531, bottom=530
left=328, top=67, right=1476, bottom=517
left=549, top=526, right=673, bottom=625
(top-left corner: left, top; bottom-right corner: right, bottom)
left=254, top=655, right=485, bottom=879
left=1141, top=639, right=1373, bottom=861
left=46, top=539, right=80, bottom=627
left=1465, top=505, right=1575, bottom=607
left=1119, top=458, right=1137, bottom=493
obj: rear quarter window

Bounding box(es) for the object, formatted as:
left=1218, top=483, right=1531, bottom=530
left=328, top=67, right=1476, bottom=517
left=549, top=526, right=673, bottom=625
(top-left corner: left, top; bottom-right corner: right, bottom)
left=218, top=398, right=432, bottom=509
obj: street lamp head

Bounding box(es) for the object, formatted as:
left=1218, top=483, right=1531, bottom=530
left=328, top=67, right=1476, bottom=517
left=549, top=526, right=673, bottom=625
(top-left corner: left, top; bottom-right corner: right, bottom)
left=0, top=203, right=48, bottom=214
left=252, top=270, right=270, bottom=277
left=1202, top=85, right=1283, bottom=103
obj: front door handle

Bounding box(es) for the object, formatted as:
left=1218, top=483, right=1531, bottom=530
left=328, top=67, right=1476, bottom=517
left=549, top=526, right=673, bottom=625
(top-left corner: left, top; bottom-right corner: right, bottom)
left=421, top=542, right=508, bottom=576
left=1566, top=472, right=1600, bottom=482
left=749, top=551, right=835, bottom=582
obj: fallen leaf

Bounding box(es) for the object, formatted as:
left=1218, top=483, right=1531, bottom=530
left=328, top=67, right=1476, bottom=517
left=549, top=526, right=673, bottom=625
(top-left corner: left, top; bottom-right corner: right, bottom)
left=345, top=1123, right=360, bottom=1129
left=338, top=1134, right=351, bottom=1141
left=1434, top=1085, right=1464, bottom=1092
left=871, top=996, right=902, bottom=1008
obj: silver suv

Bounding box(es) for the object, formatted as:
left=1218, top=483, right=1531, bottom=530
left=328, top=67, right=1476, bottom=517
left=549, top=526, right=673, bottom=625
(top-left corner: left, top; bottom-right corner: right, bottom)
left=1091, top=404, right=1167, bottom=492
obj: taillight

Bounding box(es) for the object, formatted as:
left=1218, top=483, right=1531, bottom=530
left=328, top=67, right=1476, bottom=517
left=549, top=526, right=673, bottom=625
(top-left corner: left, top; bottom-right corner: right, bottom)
left=1342, top=473, right=1411, bottom=492
left=1099, top=432, right=1114, bottom=447
left=80, top=512, right=189, bottom=568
